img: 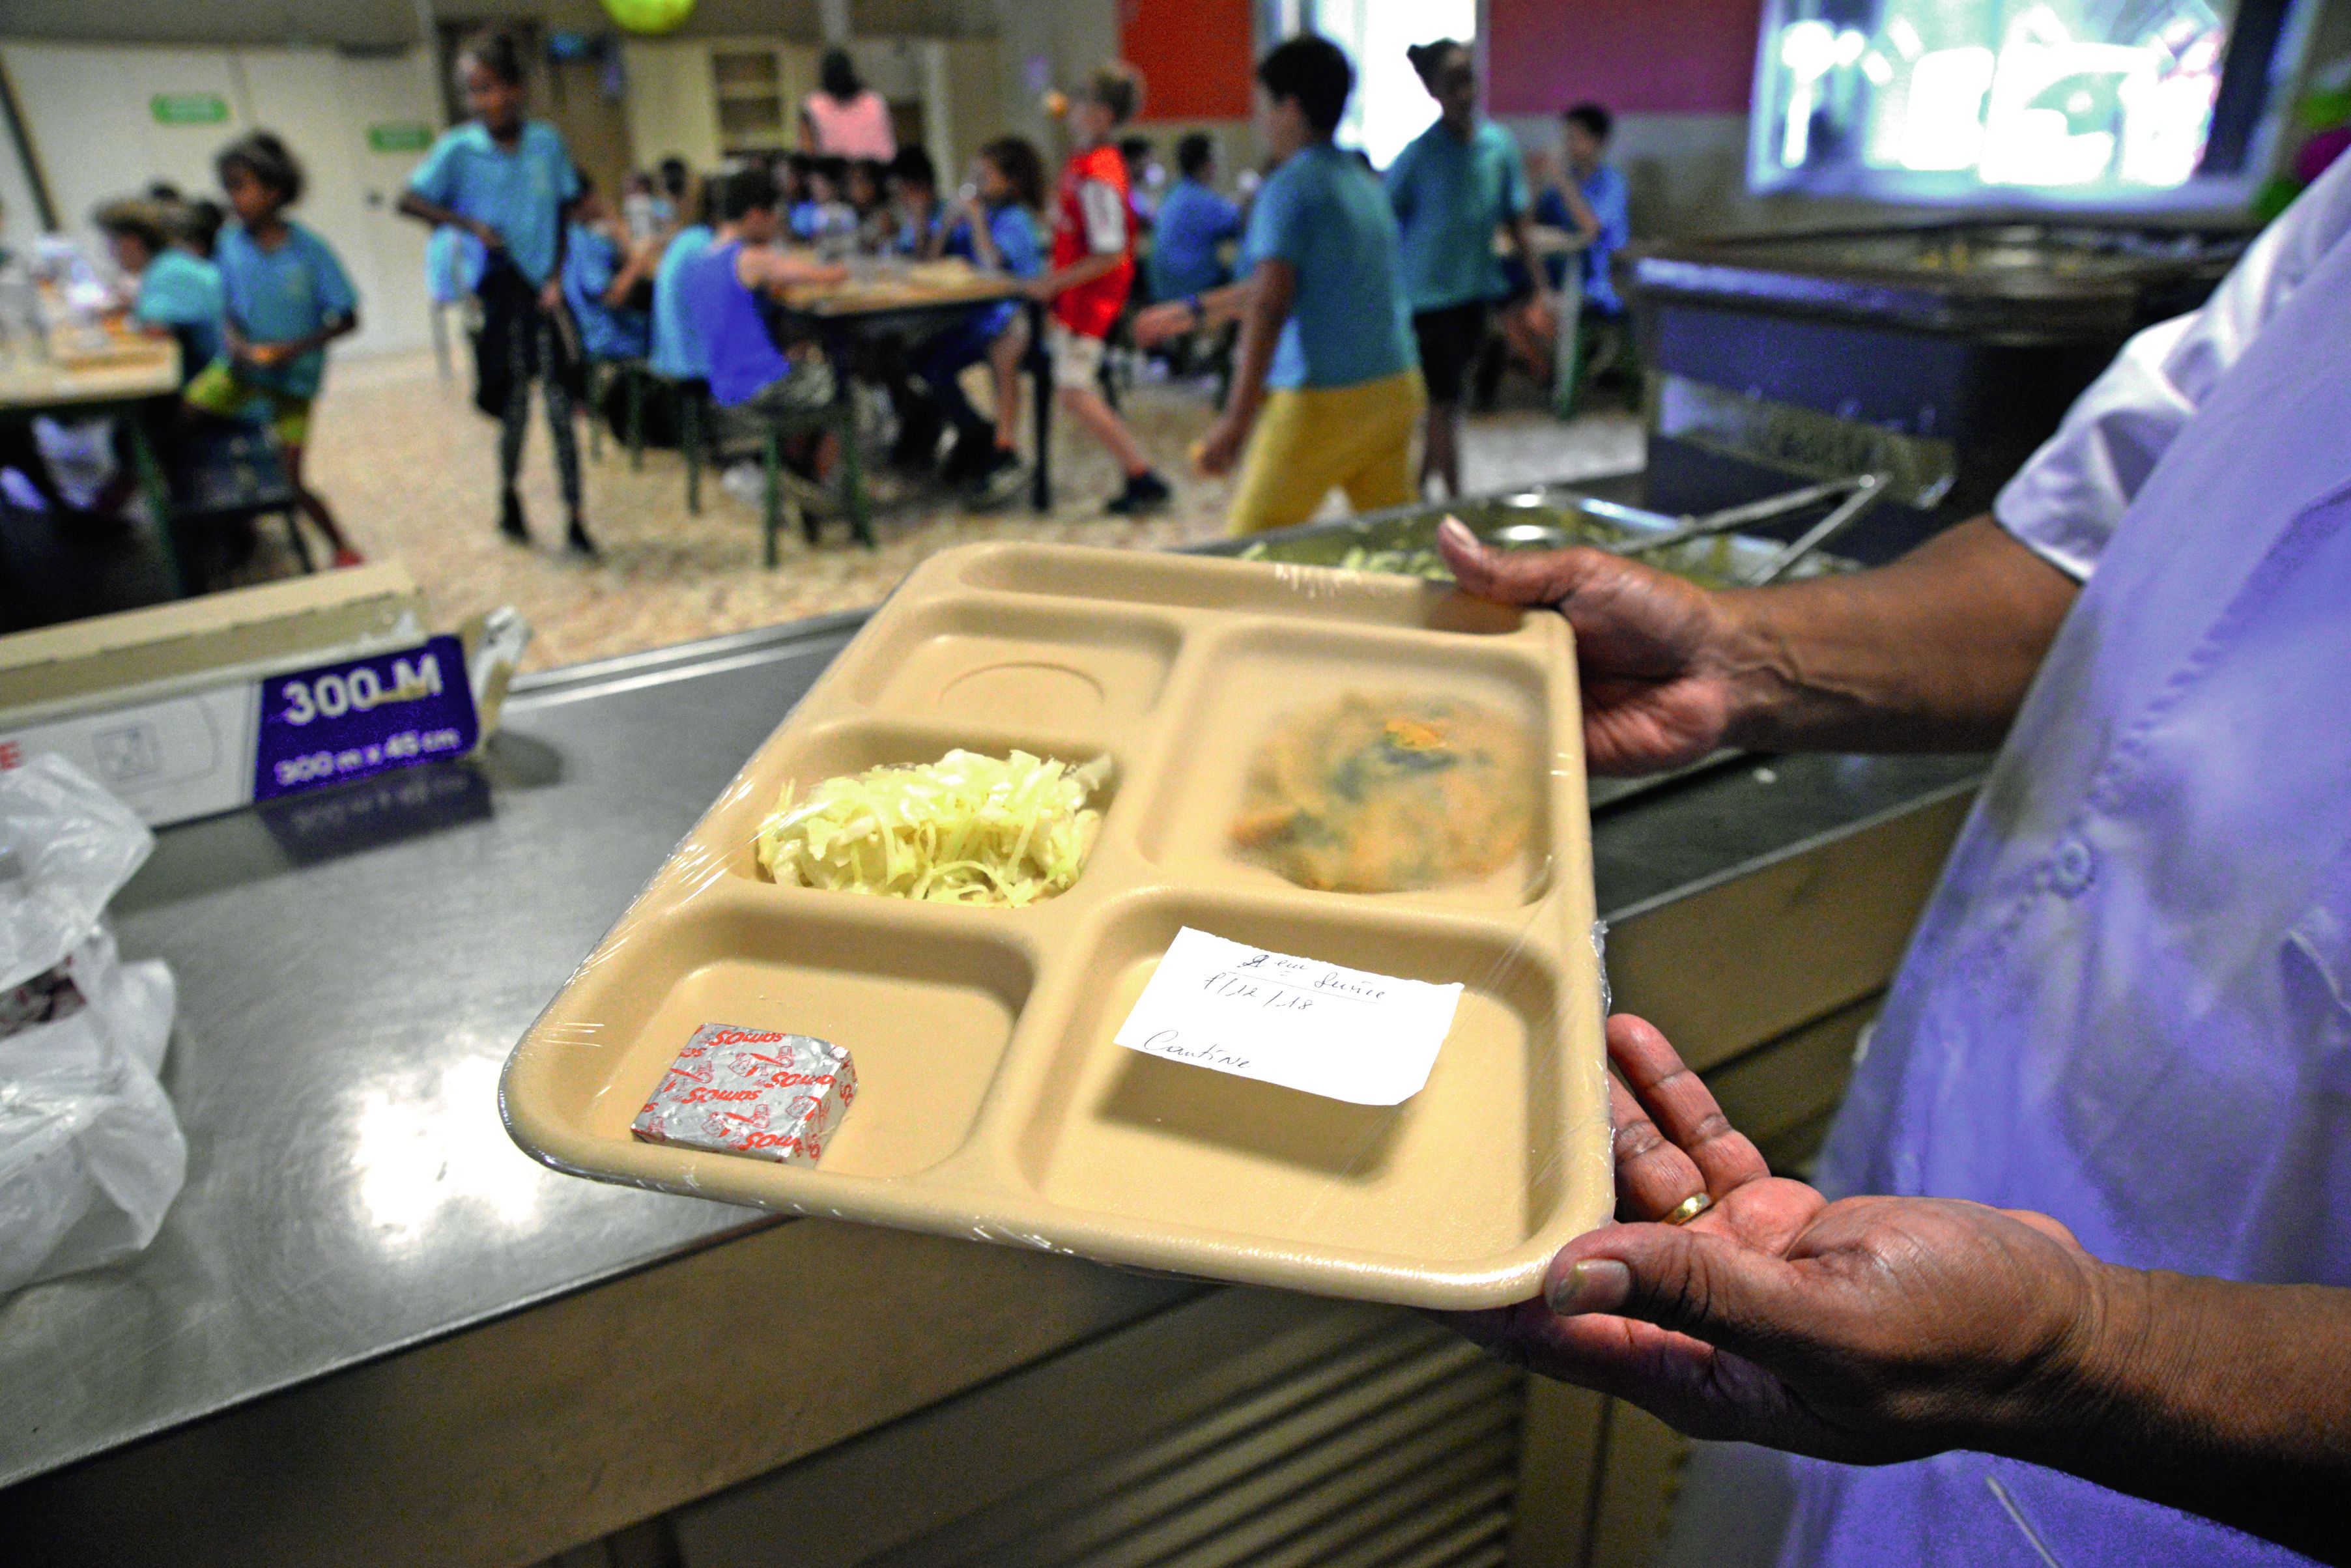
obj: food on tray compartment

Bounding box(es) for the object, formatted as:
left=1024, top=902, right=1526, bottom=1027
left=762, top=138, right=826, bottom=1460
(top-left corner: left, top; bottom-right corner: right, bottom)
left=1231, top=692, right=1535, bottom=892
left=754, top=748, right=1107, bottom=906
left=632, top=1024, right=856, bottom=1165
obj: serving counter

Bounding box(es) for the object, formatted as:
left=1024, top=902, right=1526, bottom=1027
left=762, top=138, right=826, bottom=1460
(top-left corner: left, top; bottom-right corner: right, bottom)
left=0, top=520, right=1983, bottom=1567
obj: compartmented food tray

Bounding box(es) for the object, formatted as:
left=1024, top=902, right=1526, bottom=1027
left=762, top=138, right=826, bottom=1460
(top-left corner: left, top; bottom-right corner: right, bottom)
left=500, top=543, right=1612, bottom=1308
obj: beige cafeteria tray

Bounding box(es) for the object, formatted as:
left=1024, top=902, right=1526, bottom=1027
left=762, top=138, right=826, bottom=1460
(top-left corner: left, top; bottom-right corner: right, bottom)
left=500, top=543, right=1614, bottom=1308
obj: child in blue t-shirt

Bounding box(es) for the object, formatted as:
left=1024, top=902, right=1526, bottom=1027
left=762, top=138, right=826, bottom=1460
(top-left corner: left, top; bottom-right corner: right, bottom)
left=399, top=30, right=594, bottom=558
left=791, top=159, right=859, bottom=249
left=559, top=177, right=656, bottom=363
left=919, top=137, right=1046, bottom=500
left=96, top=199, right=224, bottom=379
left=184, top=132, right=365, bottom=566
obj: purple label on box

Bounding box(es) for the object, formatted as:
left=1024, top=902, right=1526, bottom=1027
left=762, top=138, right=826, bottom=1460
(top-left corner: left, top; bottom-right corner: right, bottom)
left=253, top=635, right=479, bottom=802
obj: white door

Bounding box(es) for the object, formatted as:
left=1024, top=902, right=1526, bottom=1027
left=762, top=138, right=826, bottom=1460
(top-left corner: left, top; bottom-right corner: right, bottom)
left=235, top=48, right=438, bottom=360
left=334, top=53, right=438, bottom=359
left=1, top=42, right=253, bottom=255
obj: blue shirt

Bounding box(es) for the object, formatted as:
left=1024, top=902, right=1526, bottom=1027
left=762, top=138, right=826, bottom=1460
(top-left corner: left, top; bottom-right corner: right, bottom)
left=1240, top=143, right=1415, bottom=392
left=1150, top=177, right=1241, bottom=300
left=1572, top=162, right=1629, bottom=314
left=945, top=204, right=1044, bottom=340
left=790, top=200, right=855, bottom=244
left=407, top=120, right=580, bottom=287
left=1386, top=119, right=1527, bottom=313
left=1789, top=156, right=2351, bottom=1568
left=560, top=222, right=650, bottom=361
left=683, top=240, right=791, bottom=406
left=133, top=249, right=223, bottom=373
left=649, top=223, right=714, bottom=380
left=214, top=221, right=357, bottom=399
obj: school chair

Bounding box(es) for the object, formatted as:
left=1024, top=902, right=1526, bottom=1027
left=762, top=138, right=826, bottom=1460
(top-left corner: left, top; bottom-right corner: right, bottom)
left=582, top=356, right=657, bottom=467
left=163, top=419, right=313, bottom=583
left=710, top=393, right=874, bottom=566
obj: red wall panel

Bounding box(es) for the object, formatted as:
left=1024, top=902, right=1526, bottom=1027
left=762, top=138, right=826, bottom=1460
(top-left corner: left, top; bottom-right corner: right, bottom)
left=1120, top=0, right=1257, bottom=121
left=1487, top=0, right=1764, bottom=117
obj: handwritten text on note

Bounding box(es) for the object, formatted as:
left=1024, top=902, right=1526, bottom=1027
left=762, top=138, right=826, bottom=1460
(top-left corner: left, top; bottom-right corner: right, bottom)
left=1112, top=928, right=1463, bottom=1105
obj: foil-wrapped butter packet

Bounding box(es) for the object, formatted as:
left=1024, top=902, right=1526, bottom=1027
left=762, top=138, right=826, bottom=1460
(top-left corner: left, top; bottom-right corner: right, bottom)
left=631, top=1024, right=855, bottom=1165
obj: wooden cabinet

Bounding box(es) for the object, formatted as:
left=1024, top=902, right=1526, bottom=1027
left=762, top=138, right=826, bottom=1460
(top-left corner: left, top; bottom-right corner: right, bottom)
left=618, top=35, right=1007, bottom=181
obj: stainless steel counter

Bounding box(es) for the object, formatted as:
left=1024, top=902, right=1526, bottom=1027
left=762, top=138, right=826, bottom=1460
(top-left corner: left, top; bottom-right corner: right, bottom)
left=0, top=620, right=863, bottom=1490
left=0, top=593, right=1984, bottom=1565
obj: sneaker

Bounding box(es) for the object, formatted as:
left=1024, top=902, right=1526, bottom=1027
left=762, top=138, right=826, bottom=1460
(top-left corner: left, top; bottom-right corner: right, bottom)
left=889, top=407, right=944, bottom=473
left=940, top=426, right=995, bottom=486
left=1104, top=470, right=1172, bottom=516
left=719, top=461, right=765, bottom=505
left=498, top=490, right=530, bottom=544
left=330, top=547, right=365, bottom=569
left=965, top=447, right=1029, bottom=510
left=565, top=520, right=601, bottom=560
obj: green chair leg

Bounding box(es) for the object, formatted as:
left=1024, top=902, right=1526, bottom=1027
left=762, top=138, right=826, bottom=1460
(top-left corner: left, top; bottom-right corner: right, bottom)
left=762, top=428, right=783, bottom=569
left=627, top=368, right=646, bottom=471
left=837, top=408, right=872, bottom=549
left=683, top=388, right=702, bottom=515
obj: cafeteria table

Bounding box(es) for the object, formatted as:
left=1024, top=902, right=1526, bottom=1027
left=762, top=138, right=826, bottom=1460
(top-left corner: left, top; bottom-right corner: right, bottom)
left=0, top=335, right=187, bottom=595
left=780, top=259, right=1056, bottom=515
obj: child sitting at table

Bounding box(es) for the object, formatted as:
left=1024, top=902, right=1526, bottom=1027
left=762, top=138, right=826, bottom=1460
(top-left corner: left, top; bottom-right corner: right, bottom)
left=683, top=167, right=846, bottom=440
left=885, top=146, right=943, bottom=257
left=918, top=136, right=1046, bottom=501
left=845, top=158, right=892, bottom=253
left=648, top=182, right=717, bottom=391
left=791, top=158, right=858, bottom=249
left=560, top=175, right=657, bottom=365
left=184, top=131, right=365, bottom=567
left=96, top=198, right=223, bottom=383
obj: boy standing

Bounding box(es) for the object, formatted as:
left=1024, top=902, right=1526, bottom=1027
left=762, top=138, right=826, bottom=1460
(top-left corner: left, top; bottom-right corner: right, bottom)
left=1023, top=63, right=1171, bottom=515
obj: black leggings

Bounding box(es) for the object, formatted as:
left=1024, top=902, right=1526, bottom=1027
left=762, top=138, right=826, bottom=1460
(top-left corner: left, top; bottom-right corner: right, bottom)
left=1412, top=299, right=1491, bottom=406
left=499, top=312, right=581, bottom=511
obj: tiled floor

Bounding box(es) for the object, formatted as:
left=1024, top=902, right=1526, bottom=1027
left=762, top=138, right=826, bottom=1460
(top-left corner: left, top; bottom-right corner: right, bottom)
left=299, top=350, right=1644, bottom=672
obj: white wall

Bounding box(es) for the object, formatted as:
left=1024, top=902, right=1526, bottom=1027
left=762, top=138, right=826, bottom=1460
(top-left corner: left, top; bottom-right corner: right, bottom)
left=2, top=39, right=440, bottom=357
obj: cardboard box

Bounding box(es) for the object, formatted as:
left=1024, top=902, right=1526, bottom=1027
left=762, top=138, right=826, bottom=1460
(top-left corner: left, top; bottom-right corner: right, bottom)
left=0, top=571, right=521, bottom=828
left=0, top=564, right=424, bottom=717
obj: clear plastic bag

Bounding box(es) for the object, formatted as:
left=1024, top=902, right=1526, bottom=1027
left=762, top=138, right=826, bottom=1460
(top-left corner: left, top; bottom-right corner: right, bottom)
left=0, top=754, right=183, bottom=1297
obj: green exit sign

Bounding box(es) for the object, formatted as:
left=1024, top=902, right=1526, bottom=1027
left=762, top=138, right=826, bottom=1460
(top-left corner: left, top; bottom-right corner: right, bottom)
left=150, top=93, right=229, bottom=126
left=367, top=122, right=433, bottom=154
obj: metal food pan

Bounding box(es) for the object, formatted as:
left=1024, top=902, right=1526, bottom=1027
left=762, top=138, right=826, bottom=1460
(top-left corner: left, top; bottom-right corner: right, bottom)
left=1203, top=484, right=1857, bottom=590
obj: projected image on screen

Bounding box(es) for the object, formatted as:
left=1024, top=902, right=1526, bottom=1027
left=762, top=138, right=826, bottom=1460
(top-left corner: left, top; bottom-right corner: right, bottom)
left=1750, top=0, right=2303, bottom=207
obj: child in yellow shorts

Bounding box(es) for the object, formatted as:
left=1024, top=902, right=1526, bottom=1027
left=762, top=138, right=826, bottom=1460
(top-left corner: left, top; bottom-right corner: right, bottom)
left=1132, top=36, right=1422, bottom=536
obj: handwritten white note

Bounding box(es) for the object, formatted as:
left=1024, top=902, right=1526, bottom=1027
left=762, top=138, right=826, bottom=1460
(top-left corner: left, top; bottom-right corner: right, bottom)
left=1113, top=928, right=1463, bottom=1105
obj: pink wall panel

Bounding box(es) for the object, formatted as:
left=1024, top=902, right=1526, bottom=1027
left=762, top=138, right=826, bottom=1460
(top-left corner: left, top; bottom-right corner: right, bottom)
left=1487, top=0, right=1765, bottom=117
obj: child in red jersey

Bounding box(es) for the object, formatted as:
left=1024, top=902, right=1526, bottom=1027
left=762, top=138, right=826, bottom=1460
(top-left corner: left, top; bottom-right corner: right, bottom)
left=1023, top=63, right=1171, bottom=515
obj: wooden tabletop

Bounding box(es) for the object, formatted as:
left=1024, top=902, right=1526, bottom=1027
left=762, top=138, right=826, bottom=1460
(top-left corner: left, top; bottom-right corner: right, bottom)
left=779, top=258, right=1023, bottom=319
left=0, top=335, right=181, bottom=412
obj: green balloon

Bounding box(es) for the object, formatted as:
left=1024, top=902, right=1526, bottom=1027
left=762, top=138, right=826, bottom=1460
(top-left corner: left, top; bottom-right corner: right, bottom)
left=601, top=0, right=694, bottom=35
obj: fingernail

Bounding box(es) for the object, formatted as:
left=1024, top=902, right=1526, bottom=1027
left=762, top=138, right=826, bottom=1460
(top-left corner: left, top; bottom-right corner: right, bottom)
left=1438, top=515, right=1475, bottom=550
left=1546, top=1259, right=1631, bottom=1316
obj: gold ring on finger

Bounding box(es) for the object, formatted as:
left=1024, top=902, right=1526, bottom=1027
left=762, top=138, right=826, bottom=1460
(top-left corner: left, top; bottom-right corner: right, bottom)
left=1662, top=1191, right=1714, bottom=1226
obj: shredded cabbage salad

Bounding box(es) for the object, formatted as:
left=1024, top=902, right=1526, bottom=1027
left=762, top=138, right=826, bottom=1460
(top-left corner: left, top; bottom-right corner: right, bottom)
left=754, top=749, right=1109, bottom=906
